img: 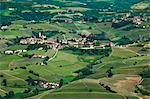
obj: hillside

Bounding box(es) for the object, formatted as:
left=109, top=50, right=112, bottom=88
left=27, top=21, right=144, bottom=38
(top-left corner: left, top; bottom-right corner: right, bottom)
left=0, top=0, right=150, bottom=98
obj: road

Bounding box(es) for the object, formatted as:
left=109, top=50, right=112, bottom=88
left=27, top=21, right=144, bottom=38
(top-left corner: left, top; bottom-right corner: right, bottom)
left=48, top=49, right=58, bottom=62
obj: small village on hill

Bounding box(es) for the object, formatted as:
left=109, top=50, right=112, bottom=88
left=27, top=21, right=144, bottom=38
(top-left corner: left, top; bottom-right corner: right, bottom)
left=0, top=0, right=150, bottom=99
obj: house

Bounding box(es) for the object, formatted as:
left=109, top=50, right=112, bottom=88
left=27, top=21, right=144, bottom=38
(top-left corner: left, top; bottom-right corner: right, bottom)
left=23, top=50, right=27, bottom=52
left=31, top=54, right=37, bottom=58
left=38, top=80, right=60, bottom=89
left=20, top=39, right=28, bottom=44
left=14, top=49, right=27, bottom=54
left=133, top=17, right=142, bottom=25
left=109, top=42, right=114, bottom=47
left=1, top=25, right=8, bottom=30
left=4, top=49, right=27, bottom=55
left=38, top=32, right=47, bottom=40
left=46, top=82, right=60, bottom=89
left=20, top=37, right=37, bottom=45
left=8, top=7, right=16, bottom=11
left=32, top=54, right=47, bottom=59
left=78, top=20, right=86, bottom=24
left=74, top=13, right=83, bottom=17
left=38, top=47, right=43, bottom=50
left=14, top=50, right=22, bottom=54
left=41, top=55, right=47, bottom=58
left=4, top=50, right=14, bottom=54
left=144, top=43, right=150, bottom=48
left=35, top=62, right=45, bottom=65
left=61, top=39, right=68, bottom=44
left=0, top=37, right=5, bottom=40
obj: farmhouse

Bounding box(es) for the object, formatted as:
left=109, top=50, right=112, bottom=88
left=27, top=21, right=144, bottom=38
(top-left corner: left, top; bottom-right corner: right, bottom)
left=38, top=32, right=47, bottom=40
left=37, top=80, right=60, bottom=89
left=32, top=54, right=48, bottom=59
left=20, top=37, right=37, bottom=44
left=133, top=17, right=142, bottom=25
left=0, top=37, right=5, bottom=40
left=4, top=50, right=13, bottom=54
left=1, top=25, right=8, bottom=30
left=4, top=49, right=27, bottom=55
left=144, top=43, right=150, bottom=48
left=14, top=49, right=27, bottom=54
left=80, top=45, right=105, bottom=50
left=8, top=7, right=16, bottom=11
left=78, top=20, right=86, bottom=24
left=36, top=62, right=45, bottom=66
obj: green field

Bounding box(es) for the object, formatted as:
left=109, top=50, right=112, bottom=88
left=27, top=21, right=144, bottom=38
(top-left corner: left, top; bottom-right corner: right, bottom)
left=34, top=79, right=138, bottom=99
left=0, top=0, right=150, bottom=98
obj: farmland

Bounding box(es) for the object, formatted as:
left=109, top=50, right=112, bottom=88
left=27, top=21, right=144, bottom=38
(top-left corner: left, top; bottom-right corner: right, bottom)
left=0, top=0, right=150, bottom=99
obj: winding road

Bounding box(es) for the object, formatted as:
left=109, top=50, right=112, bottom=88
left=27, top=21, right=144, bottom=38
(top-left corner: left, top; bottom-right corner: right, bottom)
left=47, top=49, right=58, bottom=62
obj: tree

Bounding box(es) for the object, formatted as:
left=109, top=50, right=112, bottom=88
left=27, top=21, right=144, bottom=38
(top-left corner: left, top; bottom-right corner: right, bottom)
left=0, top=75, right=4, bottom=77
left=105, top=86, right=111, bottom=91
left=33, top=88, right=39, bottom=95
left=59, top=79, right=64, bottom=88
left=140, top=67, right=150, bottom=78
left=79, top=72, right=83, bottom=77
left=88, top=32, right=108, bottom=40
left=88, top=88, right=93, bottom=92
left=117, top=36, right=132, bottom=45
left=23, top=25, right=27, bottom=28
left=8, top=91, right=14, bottom=98
left=25, top=76, right=35, bottom=86
left=81, top=67, right=93, bottom=75
left=106, top=69, right=113, bottom=77
left=86, top=64, right=93, bottom=69
left=94, top=41, right=101, bottom=46
left=2, top=79, right=7, bottom=86
left=24, top=88, right=31, bottom=93
left=126, top=96, right=129, bottom=99
left=89, top=26, right=92, bottom=29
left=4, top=93, right=9, bottom=98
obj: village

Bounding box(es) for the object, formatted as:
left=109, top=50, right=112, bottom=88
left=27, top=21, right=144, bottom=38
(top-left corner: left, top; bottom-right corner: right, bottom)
left=0, top=0, right=150, bottom=98
left=19, top=32, right=109, bottom=50
left=112, top=13, right=150, bottom=29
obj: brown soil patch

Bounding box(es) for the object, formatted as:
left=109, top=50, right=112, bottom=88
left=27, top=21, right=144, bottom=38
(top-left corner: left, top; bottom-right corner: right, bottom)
left=114, top=75, right=142, bottom=96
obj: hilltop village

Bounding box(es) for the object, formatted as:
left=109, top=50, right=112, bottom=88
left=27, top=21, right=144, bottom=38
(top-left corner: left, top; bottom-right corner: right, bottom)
left=0, top=0, right=150, bottom=99
left=19, top=32, right=109, bottom=50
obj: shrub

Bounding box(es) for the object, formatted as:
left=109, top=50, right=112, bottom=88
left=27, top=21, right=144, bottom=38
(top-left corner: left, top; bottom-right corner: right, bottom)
left=0, top=75, right=4, bottom=77
left=20, top=66, right=27, bottom=69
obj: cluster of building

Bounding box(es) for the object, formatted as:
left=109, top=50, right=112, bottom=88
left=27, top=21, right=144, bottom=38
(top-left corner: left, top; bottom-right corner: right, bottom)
left=59, top=37, right=87, bottom=46
left=80, top=44, right=105, bottom=50
left=19, top=32, right=110, bottom=50
left=112, top=13, right=149, bottom=28
left=4, top=49, right=27, bottom=55
left=35, top=62, right=46, bottom=66
left=34, top=80, right=60, bottom=89
left=31, top=54, right=48, bottom=59
left=144, top=43, right=150, bottom=48
left=20, top=32, right=47, bottom=45
left=20, top=36, right=59, bottom=50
